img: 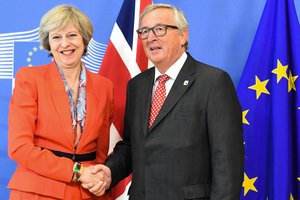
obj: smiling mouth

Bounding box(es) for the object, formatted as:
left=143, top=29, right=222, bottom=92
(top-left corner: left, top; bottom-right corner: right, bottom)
left=61, top=50, right=75, bottom=55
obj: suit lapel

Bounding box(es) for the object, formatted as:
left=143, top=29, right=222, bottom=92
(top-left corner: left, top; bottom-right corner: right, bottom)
left=48, top=62, right=74, bottom=147
left=79, top=71, right=98, bottom=146
left=141, top=70, right=155, bottom=136
left=148, top=55, right=196, bottom=132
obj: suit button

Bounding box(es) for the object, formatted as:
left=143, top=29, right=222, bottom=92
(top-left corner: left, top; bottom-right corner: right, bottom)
left=145, top=162, right=150, bottom=167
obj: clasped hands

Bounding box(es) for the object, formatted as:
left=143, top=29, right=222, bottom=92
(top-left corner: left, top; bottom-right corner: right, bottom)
left=80, top=164, right=111, bottom=196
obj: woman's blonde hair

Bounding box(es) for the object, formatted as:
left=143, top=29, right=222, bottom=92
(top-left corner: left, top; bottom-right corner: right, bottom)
left=39, top=5, right=93, bottom=56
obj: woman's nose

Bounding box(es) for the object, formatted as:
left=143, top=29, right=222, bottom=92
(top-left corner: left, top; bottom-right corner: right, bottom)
left=61, top=37, right=70, bottom=47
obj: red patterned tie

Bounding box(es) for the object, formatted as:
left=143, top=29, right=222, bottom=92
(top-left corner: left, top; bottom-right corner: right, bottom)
left=148, top=74, right=170, bottom=128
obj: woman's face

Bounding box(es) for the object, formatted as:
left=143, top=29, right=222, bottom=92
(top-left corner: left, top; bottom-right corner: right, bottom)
left=49, top=24, right=85, bottom=70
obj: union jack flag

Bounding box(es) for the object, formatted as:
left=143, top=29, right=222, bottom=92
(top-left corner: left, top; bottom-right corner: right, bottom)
left=99, top=0, right=152, bottom=199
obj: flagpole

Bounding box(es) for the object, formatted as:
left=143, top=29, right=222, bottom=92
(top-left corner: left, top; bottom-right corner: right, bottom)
left=132, top=0, right=140, bottom=63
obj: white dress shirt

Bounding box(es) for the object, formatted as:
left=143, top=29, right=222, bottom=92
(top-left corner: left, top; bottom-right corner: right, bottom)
left=152, top=52, right=188, bottom=98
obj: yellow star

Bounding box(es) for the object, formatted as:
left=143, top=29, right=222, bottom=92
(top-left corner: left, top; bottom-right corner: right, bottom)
left=272, top=59, right=288, bottom=83
left=248, top=76, right=270, bottom=99
left=28, top=51, right=33, bottom=56
left=290, top=193, right=294, bottom=200
left=39, top=45, right=43, bottom=50
left=242, top=109, right=250, bottom=125
left=243, top=172, right=258, bottom=196
left=33, top=47, right=37, bottom=51
left=26, top=57, right=31, bottom=62
left=298, top=177, right=300, bottom=181
left=288, top=70, right=298, bottom=92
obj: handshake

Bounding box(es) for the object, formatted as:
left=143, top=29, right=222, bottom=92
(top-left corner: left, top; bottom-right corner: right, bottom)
left=80, top=164, right=112, bottom=196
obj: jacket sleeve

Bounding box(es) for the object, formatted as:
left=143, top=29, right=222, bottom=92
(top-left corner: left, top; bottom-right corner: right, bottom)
left=8, top=67, right=74, bottom=182
left=105, top=81, right=133, bottom=188
left=207, top=71, right=244, bottom=200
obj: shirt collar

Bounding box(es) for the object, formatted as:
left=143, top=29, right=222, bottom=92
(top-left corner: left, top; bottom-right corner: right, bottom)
left=154, top=52, right=187, bottom=81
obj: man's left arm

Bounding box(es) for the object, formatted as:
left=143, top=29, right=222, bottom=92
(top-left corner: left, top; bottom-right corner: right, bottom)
left=207, top=71, right=244, bottom=200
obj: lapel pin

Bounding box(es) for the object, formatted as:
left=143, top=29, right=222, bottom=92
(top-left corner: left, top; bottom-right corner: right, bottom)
left=183, top=80, right=189, bottom=86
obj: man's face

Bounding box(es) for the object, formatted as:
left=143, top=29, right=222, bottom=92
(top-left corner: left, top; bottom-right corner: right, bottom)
left=140, top=8, right=188, bottom=72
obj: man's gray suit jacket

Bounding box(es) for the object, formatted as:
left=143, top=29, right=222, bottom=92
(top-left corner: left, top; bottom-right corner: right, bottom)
left=106, top=53, right=244, bottom=200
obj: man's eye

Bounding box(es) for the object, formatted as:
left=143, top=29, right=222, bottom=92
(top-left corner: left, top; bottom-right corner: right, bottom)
left=142, top=29, right=149, bottom=34
left=155, top=27, right=164, bottom=32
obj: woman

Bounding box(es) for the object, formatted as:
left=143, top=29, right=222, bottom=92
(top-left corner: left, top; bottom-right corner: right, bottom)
left=8, top=5, right=112, bottom=199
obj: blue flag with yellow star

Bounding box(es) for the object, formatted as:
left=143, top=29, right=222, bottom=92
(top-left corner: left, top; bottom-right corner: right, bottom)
left=237, top=0, right=300, bottom=199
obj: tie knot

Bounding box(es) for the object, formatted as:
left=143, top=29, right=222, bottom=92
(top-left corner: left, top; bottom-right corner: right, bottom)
left=158, top=74, right=169, bottom=84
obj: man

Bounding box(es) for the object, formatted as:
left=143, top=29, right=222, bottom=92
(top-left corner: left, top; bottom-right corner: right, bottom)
left=85, top=3, right=244, bottom=200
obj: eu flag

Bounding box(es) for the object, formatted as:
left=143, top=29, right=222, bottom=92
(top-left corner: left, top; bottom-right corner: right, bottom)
left=237, top=0, right=300, bottom=199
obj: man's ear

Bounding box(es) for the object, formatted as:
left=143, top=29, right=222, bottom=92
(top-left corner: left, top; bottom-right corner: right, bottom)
left=180, top=27, right=188, bottom=46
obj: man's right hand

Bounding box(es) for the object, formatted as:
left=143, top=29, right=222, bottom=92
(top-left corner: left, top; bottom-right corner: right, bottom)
left=81, top=164, right=112, bottom=196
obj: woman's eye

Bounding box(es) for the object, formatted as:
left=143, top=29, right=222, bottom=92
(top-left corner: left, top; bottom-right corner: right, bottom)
left=52, top=36, right=61, bottom=40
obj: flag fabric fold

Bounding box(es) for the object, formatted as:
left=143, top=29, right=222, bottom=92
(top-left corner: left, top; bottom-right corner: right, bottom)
left=99, top=0, right=151, bottom=199
left=237, top=0, right=300, bottom=199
